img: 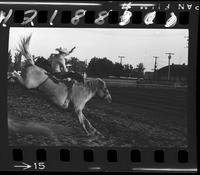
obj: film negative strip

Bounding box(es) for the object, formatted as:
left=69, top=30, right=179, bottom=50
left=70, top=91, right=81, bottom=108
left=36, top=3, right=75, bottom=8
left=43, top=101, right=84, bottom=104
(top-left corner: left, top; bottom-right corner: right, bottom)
left=0, top=0, right=199, bottom=173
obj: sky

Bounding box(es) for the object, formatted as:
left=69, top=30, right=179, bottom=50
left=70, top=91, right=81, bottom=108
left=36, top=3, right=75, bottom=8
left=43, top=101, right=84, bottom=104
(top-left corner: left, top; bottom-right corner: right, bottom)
left=9, top=27, right=188, bottom=72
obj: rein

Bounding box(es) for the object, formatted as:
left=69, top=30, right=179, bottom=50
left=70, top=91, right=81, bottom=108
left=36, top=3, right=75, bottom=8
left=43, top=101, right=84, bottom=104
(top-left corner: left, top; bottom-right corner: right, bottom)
left=37, top=77, right=49, bottom=89
left=37, top=72, right=62, bottom=89
left=37, top=72, right=74, bottom=90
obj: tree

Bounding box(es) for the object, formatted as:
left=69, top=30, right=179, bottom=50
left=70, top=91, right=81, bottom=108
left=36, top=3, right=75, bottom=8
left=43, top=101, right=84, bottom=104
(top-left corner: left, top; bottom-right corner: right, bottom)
left=87, top=57, right=113, bottom=77
left=86, top=57, right=98, bottom=77
left=67, top=57, right=87, bottom=74
left=123, top=64, right=133, bottom=77
left=134, top=63, right=145, bottom=78
left=13, top=52, right=22, bottom=71
left=34, top=56, right=52, bottom=73
left=112, top=63, right=124, bottom=77
left=8, top=50, right=14, bottom=72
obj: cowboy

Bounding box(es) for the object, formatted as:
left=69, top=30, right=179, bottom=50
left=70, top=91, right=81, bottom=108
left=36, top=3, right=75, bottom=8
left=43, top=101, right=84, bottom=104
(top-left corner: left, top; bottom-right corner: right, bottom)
left=50, top=47, right=75, bottom=73
left=49, top=47, right=84, bottom=83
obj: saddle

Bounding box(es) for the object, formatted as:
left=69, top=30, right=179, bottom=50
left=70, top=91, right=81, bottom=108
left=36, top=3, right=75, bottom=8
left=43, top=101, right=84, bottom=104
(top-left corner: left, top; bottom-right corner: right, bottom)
left=61, top=79, right=75, bottom=90
left=53, top=72, right=84, bottom=83
left=45, top=72, right=75, bottom=90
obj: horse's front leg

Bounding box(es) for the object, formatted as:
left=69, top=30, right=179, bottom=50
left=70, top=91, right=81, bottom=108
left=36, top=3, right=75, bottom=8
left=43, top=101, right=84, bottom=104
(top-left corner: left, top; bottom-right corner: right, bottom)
left=82, top=115, right=104, bottom=137
left=75, top=110, right=90, bottom=136
left=75, top=109, right=103, bottom=137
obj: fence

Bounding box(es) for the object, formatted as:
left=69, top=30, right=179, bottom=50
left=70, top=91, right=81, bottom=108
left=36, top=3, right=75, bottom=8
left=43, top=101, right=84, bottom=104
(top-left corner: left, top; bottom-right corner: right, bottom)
left=87, top=77, right=187, bottom=90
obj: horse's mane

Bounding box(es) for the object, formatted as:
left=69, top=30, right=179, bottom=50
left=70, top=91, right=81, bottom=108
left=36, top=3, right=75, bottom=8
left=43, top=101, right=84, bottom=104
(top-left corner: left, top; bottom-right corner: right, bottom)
left=85, top=78, right=105, bottom=92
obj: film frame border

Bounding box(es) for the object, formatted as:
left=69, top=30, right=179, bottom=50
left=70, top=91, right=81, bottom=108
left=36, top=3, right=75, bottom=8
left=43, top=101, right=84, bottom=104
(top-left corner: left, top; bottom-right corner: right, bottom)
left=0, top=0, right=199, bottom=172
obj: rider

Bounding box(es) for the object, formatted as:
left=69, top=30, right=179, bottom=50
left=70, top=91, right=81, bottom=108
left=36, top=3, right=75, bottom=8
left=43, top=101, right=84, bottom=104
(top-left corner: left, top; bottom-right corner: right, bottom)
left=50, top=47, right=73, bottom=73
left=49, top=47, right=84, bottom=83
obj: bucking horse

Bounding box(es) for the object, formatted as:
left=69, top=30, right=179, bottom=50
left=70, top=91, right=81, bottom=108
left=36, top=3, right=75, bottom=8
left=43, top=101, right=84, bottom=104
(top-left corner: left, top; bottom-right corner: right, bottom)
left=10, top=35, right=112, bottom=136
left=34, top=50, right=84, bottom=83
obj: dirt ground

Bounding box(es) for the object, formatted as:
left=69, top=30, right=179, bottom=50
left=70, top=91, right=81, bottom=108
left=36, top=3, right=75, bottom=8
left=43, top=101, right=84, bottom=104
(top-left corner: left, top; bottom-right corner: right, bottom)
left=8, top=82, right=187, bottom=147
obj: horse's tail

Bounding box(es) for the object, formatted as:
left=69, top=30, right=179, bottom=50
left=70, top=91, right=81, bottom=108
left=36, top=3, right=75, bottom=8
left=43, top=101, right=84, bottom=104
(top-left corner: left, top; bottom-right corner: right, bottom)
left=17, top=34, right=35, bottom=65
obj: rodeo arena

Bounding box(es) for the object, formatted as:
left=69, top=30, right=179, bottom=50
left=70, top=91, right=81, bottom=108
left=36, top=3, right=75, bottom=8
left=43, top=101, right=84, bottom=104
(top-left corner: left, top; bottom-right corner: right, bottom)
left=7, top=35, right=187, bottom=147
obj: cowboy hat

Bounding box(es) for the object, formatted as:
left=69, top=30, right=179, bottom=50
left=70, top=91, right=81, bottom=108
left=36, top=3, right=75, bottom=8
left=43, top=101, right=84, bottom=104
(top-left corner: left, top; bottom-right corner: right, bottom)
left=55, top=47, right=69, bottom=54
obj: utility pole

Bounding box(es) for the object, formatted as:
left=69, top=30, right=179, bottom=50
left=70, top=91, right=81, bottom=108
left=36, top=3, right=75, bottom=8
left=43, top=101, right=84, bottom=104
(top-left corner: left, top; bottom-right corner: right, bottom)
left=118, top=56, right=125, bottom=65
left=85, top=59, right=87, bottom=65
left=153, top=56, right=159, bottom=80
left=165, top=53, right=174, bottom=81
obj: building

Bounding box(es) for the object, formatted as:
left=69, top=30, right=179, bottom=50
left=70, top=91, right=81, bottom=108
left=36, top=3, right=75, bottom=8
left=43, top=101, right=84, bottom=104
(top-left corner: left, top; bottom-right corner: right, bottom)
left=157, top=64, right=188, bottom=82
left=144, top=71, right=154, bottom=80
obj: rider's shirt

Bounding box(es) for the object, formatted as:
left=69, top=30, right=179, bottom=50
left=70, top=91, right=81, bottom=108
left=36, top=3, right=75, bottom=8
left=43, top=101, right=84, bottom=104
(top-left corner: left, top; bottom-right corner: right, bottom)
left=51, top=54, right=68, bottom=73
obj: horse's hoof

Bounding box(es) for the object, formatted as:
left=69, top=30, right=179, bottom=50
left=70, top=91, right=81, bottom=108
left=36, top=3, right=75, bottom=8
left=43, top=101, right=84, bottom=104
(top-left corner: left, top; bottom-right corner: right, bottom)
left=87, top=129, right=97, bottom=137
left=99, top=134, right=105, bottom=138
left=90, top=131, right=96, bottom=136
left=93, top=130, right=104, bottom=138
left=86, top=132, right=91, bottom=136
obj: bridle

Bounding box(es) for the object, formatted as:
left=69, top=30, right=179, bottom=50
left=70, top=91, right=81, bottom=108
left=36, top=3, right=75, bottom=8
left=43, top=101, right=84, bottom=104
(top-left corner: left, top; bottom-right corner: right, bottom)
left=101, top=88, right=110, bottom=99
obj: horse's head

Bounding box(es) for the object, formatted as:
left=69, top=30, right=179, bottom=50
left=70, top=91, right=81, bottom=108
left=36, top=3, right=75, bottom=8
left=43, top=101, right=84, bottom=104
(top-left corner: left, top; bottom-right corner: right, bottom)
left=95, top=78, right=112, bottom=103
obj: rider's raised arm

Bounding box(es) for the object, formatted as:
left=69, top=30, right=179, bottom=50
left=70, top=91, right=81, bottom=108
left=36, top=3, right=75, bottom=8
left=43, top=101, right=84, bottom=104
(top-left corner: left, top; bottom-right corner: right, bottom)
left=68, top=46, right=76, bottom=55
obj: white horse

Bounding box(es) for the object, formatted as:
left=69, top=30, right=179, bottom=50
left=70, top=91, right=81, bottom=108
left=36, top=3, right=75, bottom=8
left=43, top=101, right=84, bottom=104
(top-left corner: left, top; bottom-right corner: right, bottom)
left=10, top=35, right=112, bottom=135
